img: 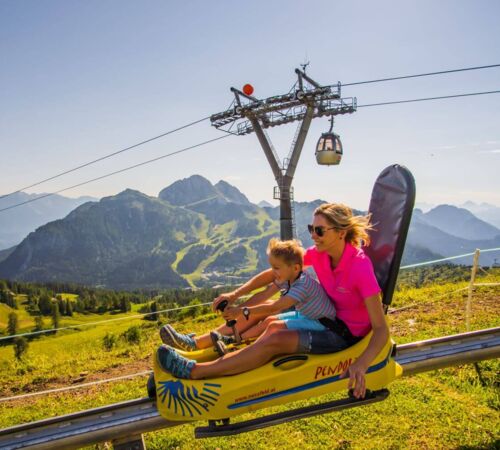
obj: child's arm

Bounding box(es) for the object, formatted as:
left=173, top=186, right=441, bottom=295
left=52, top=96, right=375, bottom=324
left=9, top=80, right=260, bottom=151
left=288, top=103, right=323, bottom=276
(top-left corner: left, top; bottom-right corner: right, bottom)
left=222, top=294, right=296, bottom=321
left=241, top=282, right=280, bottom=307
left=212, top=269, right=275, bottom=311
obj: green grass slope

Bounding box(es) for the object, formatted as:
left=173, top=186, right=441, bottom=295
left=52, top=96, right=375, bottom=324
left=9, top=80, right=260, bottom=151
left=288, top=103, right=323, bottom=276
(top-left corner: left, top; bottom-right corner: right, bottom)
left=0, top=269, right=498, bottom=449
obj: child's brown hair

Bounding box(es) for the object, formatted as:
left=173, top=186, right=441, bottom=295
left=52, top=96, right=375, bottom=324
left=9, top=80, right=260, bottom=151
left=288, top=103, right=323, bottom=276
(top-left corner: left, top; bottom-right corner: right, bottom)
left=266, top=238, right=304, bottom=267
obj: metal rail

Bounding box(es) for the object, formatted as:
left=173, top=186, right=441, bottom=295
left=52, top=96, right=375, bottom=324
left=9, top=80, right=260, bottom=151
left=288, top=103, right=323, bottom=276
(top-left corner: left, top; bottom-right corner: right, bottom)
left=1, top=327, right=499, bottom=450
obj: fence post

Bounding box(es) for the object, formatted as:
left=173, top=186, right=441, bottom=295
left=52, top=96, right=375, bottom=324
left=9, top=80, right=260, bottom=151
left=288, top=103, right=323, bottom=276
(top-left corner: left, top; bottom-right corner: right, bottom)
left=466, top=249, right=480, bottom=331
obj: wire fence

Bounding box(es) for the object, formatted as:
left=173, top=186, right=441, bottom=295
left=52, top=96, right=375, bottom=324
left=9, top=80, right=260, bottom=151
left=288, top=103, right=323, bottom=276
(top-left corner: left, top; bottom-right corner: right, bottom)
left=1, top=248, right=499, bottom=341
left=399, top=247, right=500, bottom=269
left=0, top=301, right=212, bottom=341
left=0, top=371, right=152, bottom=403
left=0, top=248, right=498, bottom=403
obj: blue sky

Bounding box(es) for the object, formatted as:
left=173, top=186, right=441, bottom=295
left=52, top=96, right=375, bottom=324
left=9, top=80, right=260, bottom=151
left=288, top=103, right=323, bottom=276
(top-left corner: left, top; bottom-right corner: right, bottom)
left=0, top=0, right=499, bottom=210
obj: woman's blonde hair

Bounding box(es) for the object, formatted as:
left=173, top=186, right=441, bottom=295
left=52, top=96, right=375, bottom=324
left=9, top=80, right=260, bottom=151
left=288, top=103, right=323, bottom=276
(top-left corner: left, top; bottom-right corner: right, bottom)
left=266, top=238, right=304, bottom=267
left=313, top=203, right=373, bottom=248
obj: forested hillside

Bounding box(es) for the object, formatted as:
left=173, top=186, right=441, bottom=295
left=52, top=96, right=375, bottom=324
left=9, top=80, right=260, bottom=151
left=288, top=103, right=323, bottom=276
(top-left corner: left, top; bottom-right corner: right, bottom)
left=1, top=176, right=498, bottom=289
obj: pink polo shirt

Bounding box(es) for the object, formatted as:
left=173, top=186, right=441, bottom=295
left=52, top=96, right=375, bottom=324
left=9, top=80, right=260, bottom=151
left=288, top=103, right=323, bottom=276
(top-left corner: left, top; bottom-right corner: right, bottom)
left=304, top=243, right=381, bottom=337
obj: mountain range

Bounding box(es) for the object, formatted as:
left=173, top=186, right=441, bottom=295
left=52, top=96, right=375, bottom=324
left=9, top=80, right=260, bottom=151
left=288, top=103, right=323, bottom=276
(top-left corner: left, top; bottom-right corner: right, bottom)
left=460, top=201, right=500, bottom=228
left=0, top=176, right=499, bottom=289
left=416, top=201, right=500, bottom=228
left=0, top=192, right=96, bottom=250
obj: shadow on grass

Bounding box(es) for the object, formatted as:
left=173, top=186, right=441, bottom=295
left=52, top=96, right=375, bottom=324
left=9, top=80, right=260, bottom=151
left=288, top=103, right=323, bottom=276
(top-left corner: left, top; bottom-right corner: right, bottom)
left=455, top=439, right=500, bottom=450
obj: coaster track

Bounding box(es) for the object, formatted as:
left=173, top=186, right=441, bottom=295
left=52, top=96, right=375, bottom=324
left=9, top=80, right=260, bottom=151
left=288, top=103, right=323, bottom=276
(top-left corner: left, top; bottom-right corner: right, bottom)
left=1, top=327, right=499, bottom=450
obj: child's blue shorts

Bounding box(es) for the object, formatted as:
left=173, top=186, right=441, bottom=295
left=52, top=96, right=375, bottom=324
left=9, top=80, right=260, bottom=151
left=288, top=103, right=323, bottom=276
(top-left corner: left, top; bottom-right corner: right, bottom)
left=276, top=310, right=327, bottom=332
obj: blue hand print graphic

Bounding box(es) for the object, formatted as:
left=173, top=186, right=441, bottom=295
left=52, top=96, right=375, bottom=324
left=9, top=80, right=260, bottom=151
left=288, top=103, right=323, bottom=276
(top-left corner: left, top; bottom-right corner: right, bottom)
left=157, top=379, right=222, bottom=417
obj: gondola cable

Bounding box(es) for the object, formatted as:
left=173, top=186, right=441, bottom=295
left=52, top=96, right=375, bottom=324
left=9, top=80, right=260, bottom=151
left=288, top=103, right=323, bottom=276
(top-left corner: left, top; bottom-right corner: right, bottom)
left=0, top=134, right=231, bottom=213
left=2, top=63, right=498, bottom=203
left=358, top=90, right=500, bottom=108
left=0, top=115, right=211, bottom=201
left=342, top=63, right=500, bottom=87
left=1, top=88, right=498, bottom=214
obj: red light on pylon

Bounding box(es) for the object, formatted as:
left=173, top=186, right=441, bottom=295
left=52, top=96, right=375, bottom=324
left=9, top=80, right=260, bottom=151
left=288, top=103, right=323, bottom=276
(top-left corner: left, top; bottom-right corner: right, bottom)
left=242, top=84, right=254, bottom=96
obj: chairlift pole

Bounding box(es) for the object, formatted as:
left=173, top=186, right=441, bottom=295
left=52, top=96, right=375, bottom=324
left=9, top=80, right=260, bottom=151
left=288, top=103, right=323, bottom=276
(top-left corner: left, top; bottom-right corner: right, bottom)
left=210, top=68, right=357, bottom=240
left=249, top=105, right=314, bottom=239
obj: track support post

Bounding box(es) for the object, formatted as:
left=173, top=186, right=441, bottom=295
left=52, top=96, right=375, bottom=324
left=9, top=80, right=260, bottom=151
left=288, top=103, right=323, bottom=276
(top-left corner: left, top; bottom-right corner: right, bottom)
left=112, top=433, right=146, bottom=450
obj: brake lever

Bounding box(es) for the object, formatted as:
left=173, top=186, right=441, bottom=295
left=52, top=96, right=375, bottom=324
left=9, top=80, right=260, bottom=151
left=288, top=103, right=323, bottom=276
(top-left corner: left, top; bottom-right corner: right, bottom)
left=216, top=299, right=242, bottom=344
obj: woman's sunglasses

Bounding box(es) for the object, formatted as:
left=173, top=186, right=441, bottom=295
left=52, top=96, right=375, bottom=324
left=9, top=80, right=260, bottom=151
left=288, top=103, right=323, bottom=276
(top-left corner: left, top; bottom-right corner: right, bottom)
left=307, top=224, right=336, bottom=237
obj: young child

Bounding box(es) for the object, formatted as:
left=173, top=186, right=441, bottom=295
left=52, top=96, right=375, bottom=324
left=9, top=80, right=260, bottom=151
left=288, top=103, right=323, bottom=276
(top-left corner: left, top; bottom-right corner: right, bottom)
left=160, top=238, right=336, bottom=353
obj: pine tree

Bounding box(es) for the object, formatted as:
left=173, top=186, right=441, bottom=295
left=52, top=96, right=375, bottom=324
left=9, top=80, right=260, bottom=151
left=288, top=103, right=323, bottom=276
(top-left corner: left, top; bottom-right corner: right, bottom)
left=7, top=312, right=19, bottom=337
left=51, top=303, right=61, bottom=330
left=66, top=299, right=73, bottom=316
left=0, top=290, right=17, bottom=308
left=149, top=301, right=158, bottom=321
left=34, top=315, right=44, bottom=332
left=38, top=294, right=53, bottom=315
left=119, top=296, right=131, bottom=313
left=57, top=297, right=66, bottom=316
left=13, top=337, right=28, bottom=360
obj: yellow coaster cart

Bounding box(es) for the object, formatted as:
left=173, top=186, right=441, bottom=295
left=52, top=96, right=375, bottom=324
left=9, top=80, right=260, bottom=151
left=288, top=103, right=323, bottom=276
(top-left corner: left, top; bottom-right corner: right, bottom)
left=151, top=164, right=415, bottom=437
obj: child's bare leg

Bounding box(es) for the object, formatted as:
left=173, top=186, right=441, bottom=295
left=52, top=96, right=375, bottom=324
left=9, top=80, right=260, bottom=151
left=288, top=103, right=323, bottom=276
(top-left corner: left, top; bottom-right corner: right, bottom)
left=193, top=305, right=274, bottom=349
left=240, top=315, right=279, bottom=340
left=261, top=320, right=287, bottom=336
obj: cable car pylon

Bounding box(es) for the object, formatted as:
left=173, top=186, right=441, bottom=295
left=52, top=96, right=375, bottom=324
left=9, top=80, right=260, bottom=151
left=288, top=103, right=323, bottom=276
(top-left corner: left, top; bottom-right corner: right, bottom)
left=210, top=68, right=357, bottom=240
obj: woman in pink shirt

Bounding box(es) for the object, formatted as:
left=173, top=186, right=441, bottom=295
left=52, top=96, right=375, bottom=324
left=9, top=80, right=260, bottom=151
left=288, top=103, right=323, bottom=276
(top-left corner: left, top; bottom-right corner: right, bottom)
left=157, top=203, right=389, bottom=399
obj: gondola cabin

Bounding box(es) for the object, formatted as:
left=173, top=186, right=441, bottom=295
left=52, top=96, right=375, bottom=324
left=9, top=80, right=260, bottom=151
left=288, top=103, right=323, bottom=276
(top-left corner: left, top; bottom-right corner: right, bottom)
left=315, top=131, right=343, bottom=165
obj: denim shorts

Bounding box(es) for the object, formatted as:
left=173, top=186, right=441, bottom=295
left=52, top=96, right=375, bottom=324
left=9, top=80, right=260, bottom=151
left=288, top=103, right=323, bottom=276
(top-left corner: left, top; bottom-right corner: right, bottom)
left=276, top=311, right=327, bottom=332
left=296, top=329, right=352, bottom=354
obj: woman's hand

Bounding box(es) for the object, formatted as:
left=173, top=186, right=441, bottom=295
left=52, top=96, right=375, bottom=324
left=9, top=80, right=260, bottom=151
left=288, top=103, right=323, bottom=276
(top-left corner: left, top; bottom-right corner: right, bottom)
left=341, top=294, right=389, bottom=399
left=222, top=306, right=241, bottom=321
left=342, top=358, right=369, bottom=399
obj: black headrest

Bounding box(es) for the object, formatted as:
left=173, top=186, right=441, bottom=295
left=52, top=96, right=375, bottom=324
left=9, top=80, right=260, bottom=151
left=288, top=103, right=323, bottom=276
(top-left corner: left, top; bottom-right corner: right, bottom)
left=364, top=165, right=416, bottom=308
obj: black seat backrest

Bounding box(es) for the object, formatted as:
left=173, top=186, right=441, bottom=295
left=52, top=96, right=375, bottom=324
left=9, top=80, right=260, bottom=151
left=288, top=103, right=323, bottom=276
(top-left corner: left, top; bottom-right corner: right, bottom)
left=363, top=165, right=415, bottom=310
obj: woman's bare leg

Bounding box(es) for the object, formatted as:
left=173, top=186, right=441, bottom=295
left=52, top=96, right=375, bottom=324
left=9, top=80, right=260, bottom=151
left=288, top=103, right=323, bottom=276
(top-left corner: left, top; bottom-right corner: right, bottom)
left=190, top=329, right=299, bottom=378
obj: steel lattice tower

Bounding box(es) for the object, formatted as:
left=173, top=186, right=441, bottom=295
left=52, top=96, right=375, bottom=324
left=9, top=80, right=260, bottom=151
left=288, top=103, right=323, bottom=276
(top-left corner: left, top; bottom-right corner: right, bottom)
left=211, top=68, right=357, bottom=240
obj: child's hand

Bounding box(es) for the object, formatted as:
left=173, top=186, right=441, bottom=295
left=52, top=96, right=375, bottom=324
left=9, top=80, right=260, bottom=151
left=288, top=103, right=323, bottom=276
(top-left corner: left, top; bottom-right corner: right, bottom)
left=222, top=306, right=241, bottom=321
left=341, top=359, right=368, bottom=399
left=212, top=292, right=237, bottom=312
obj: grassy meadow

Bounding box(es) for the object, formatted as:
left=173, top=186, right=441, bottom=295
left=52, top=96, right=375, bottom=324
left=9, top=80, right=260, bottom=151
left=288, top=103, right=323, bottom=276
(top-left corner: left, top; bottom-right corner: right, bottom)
left=0, top=268, right=499, bottom=449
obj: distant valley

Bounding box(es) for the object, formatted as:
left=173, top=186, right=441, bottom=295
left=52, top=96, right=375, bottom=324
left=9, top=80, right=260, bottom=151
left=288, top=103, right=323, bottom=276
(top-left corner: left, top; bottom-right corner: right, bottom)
left=0, top=192, right=96, bottom=249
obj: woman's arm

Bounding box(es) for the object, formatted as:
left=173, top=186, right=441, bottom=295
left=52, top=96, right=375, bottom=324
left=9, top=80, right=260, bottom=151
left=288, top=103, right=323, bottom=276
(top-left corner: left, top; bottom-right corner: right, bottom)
left=212, top=268, right=274, bottom=311
left=343, top=293, right=389, bottom=399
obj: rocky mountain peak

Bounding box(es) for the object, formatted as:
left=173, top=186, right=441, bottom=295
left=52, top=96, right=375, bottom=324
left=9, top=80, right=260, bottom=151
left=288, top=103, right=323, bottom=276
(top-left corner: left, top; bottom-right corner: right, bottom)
left=158, top=175, right=217, bottom=206
left=422, top=204, right=500, bottom=240
left=214, top=180, right=251, bottom=205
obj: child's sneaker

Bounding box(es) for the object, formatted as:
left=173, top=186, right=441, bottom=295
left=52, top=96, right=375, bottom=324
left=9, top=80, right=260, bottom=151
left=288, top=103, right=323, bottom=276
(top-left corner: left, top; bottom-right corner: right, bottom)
left=215, top=340, right=228, bottom=356
left=210, top=331, right=235, bottom=356
left=157, top=345, right=195, bottom=379
left=160, top=324, right=196, bottom=351
left=210, top=331, right=235, bottom=347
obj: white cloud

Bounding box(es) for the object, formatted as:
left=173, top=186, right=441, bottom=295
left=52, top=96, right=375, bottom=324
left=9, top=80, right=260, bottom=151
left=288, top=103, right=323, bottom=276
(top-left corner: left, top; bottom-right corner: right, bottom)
left=478, top=149, right=500, bottom=154
left=434, top=145, right=457, bottom=150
